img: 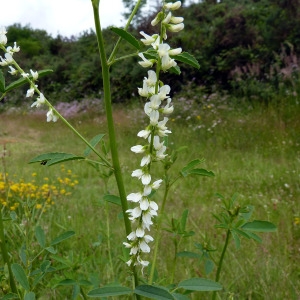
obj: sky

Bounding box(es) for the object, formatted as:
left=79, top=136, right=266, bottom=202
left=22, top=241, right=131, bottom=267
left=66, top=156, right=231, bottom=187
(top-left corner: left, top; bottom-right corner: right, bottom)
left=2, top=0, right=126, bottom=37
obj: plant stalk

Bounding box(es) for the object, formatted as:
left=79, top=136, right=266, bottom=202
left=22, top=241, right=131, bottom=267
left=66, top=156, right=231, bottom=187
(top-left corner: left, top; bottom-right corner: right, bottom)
left=91, top=1, right=141, bottom=295
left=212, top=229, right=231, bottom=300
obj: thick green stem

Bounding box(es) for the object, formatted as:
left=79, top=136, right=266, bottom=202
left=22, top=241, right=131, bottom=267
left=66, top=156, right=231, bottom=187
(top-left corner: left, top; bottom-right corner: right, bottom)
left=92, top=0, right=131, bottom=240
left=149, top=175, right=170, bottom=284
left=212, top=229, right=231, bottom=300
left=0, top=211, right=18, bottom=294
left=91, top=1, right=141, bottom=295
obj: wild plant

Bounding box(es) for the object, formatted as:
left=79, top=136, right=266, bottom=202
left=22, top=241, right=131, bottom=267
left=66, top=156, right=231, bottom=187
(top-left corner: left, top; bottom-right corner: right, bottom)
left=0, top=1, right=276, bottom=299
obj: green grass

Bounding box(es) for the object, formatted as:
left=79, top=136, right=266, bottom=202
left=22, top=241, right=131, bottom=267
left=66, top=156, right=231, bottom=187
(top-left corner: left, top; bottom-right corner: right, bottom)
left=0, top=98, right=299, bottom=299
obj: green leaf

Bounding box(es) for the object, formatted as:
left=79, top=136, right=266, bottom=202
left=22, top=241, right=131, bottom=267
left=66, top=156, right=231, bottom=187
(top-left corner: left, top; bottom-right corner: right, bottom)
left=88, top=286, right=132, bottom=297
left=110, top=27, right=141, bottom=50
left=178, top=278, right=222, bottom=291
left=171, top=52, right=200, bottom=69
left=135, top=285, right=174, bottom=299
left=0, top=69, right=5, bottom=93
left=72, top=284, right=80, bottom=299
left=231, top=230, right=241, bottom=249
left=243, top=231, right=262, bottom=243
left=45, top=246, right=57, bottom=254
left=169, top=65, right=181, bottom=75
left=103, top=194, right=121, bottom=206
left=11, top=263, right=30, bottom=291
left=84, top=134, right=105, bottom=156
left=5, top=69, right=53, bottom=92
left=50, top=231, right=75, bottom=246
left=35, top=226, right=46, bottom=248
left=24, top=292, right=35, bottom=300
left=242, top=220, right=277, bottom=232
left=172, top=293, right=190, bottom=300
left=204, top=259, right=214, bottom=275
left=29, top=152, right=85, bottom=166
left=50, top=254, right=73, bottom=267
left=144, top=48, right=158, bottom=60
left=40, top=260, right=51, bottom=272
left=177, top=251, right=201, bottom=259
left=180, top=159, right=203, bottom=177
left=57, top=279, right=77, bottom=286
left=180, top=209, right=189, bottom=232
left=188, top=168, right=215, bottom=177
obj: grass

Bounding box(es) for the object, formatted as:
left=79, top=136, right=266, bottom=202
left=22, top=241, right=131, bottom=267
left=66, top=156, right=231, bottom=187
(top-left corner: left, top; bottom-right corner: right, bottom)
left=0, top=96, right=299, bottom=299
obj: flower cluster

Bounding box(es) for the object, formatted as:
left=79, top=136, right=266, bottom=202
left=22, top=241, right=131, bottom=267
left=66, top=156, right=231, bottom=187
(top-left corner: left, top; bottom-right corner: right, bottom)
left=124, top=1, right=184, bottom=269
left=0, top=26, right=57, bottom=122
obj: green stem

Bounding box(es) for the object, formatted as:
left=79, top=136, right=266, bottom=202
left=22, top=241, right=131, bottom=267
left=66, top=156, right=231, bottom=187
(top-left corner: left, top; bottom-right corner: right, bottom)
left=212, top=229, right=231, bottom=300
left=149, top=174, right=170, bottom=284
left=91, top=2, right=141, bottom=296
left=0, top=210, right=18, bottom=294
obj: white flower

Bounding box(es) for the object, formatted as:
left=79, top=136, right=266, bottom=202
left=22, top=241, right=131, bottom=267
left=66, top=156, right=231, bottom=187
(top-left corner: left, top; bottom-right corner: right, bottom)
left=162, top=98, right=174, bottom=114
left=4, top=53, right=13, bottom=64
left=6, top=42, right=20, bottom=54
left=127, top=192, right=142, bottom=203
left=171, top=16, right=184, bottom=24
left=162, top=12, right=172, bottom=24
left=140, top=31, right=159, bottom=46
left=158, top=85, right=171, bottom=100
left=136, top=227, right=145, bottom=237
left=149, top=110, right=159, bottom=125
left=141, top=155, right=151, bottom=167
left=30, top=69, right=39, bottom=80
left=131, top=145, right=146, bottom=153
left=127, top=231, right=137, bottom=241
left=152, top=179, right=163, bottom=189
left=31, top=93, right=46, bottom=108
left=21, top=72, right=29, bottom=78
left=161, top=54, right=177, bottom=71
left=151, top=12, right=163, bottom=26
left=169, top=48, right=182, bottom=56
left=140, top=197, right=150, bottom=210
left=0, top=26, right=7, bottom=45
left=157, top=43, right=170, bottom=58
left=141, top=173, right=151, bottom=185
left=167, top=23, right=184, bottom=32
left=8, top=66, right=17, bottom=75
left=0, top=56, right=7, bottom=66
left=137, top=129, right=151, bottom=139
left=146, top=70, right=157, bottom=86
left=140, top=240, right=150, bottom=253
left=26, top=86, right=36, bottom=98
left=138, top=53, right=154, bottom=68
left=46, top=109, right=58, bottom=122
left=128, top=206, right=142, bottom=219
left=157, top=117, right=172, bottom=136
left=164, top=1, right=181, bottom=10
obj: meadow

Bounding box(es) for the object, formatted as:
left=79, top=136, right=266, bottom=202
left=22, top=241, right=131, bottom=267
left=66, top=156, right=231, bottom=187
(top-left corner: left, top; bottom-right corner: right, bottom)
left=0, top=94, right=299, bottom=299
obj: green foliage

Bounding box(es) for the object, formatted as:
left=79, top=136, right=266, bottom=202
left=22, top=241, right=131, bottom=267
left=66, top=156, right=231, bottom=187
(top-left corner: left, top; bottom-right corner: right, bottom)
left=3, top=0, right=300, bottom=105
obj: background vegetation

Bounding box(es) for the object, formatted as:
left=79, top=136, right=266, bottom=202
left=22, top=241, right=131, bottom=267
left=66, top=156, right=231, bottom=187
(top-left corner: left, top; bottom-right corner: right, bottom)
left=2, top=0, right=300, bottom=105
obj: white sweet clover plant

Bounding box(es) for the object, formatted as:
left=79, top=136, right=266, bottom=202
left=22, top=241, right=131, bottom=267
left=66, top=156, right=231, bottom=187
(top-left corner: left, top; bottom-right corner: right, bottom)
left=123, top=0, right=184, bottom=269
left=0, top=26, right=58, bottom=122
